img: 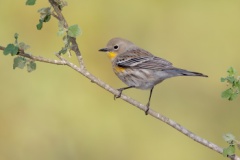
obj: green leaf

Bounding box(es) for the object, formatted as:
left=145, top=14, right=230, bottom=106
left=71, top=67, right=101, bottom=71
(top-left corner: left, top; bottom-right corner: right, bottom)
left=222, top=148, right=227, bottom=157
left=38, top=7, right=51, bottom=20
left=36, top=7, right=51, bottom=30
left=221, top=77, right=226, bottom=82
left=226, top=76, right=235, bottom=84
left=57, top=21, right=67, bottom=36
left=3, top=44, right=19, bottom=56
left=59, top=47, right=68, bottom=55
left=4, top=44, right=14, bottom=55
left=221, top=88, right=233, bottom=99
left=221, top=67, right=240, bottom=101
left=57, top=29, right=65, bottom=36
left=43, top=15, right=51, bottom=22
left=234, top=80, right=240, bottom=88
left=27, top=61, right=37, bottom=72
left=228, top=93, right=238, bottom=101
left=14, top=33, right=19, bottom=44
left=223, top=145, right=235, bottom=157
left=36, top=19, right=43, bottom=30
left=223, top=133, right=235, bottom=143
left=68, top=24, right=81, bottom=38
left=26, top=0, right=36, bottom=5
left=13, top=57, right=27, bottom=69
left=227, top=67, right=236, bottom=76
left=238, top=82, right=240, bottom=91
left=19, top=42, right=30, bottom=50
left=228, top=145, right=235, bottom=156
left=14, top=33, right=18, bottom=39
left=11, top=46, right=19, bottom=56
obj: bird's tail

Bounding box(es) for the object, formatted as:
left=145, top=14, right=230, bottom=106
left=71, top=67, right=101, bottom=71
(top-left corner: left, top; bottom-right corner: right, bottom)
left=163, top=68, right=208, bottom=77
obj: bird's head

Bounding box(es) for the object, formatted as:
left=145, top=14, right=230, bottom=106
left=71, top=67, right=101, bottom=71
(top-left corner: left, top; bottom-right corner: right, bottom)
left=99, top=37, right=135, bottom=60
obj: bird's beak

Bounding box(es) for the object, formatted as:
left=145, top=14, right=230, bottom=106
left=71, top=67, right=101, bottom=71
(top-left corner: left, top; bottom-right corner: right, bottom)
left=99, top=48, right=110, bottom=52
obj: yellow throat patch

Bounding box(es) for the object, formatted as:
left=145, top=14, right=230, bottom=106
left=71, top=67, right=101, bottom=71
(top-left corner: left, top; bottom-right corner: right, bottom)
left=107, top=51, right=117, bottom=60
left=107, top=52, right=125, bottom=72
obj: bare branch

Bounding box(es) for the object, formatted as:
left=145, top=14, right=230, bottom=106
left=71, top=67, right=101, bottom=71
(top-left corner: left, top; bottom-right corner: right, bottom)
left=51, top=12, right=60, bottom=20
left=0, top=46, right=66, bottom=65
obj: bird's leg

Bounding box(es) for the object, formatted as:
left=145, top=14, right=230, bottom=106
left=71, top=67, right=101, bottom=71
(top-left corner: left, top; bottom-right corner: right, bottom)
left=114, top=86, right=135, bottom=100
left=145, top=87, right=154, bottom=115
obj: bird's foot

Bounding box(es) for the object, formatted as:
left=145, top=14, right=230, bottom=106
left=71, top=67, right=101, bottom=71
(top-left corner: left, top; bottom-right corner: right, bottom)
left=145, top=103, right=150, bottom=115
left=114, top=89, right=123, bottom=100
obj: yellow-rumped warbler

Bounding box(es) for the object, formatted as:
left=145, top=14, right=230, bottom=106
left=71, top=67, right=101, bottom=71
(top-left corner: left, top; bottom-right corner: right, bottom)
left=99, top=37, right=207, bottom=115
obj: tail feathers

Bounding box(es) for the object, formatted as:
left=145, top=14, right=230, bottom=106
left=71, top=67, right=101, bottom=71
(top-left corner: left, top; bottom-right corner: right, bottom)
left=163, top=68, right=208, bottom=77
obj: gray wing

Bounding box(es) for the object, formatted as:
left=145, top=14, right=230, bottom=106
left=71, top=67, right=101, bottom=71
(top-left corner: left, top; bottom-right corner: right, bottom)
left=116, top=52, right=173, bottom=70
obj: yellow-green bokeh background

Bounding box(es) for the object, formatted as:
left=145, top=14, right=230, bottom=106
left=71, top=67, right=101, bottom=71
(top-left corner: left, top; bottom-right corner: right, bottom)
left=1, top=1, right=240, bottom=160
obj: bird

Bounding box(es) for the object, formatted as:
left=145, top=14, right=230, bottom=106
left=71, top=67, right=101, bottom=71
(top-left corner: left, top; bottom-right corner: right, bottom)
left=99, top=37, right=208, bottom=115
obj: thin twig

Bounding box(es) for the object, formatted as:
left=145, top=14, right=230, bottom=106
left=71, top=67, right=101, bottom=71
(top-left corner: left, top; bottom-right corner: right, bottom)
left=51, top=12, right=60, bottom=20
left=0, top=46, right=66, bottom=65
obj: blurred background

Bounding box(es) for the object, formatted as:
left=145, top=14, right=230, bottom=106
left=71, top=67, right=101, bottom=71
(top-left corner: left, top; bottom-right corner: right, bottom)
left=0, top=0, right=240, bottom=160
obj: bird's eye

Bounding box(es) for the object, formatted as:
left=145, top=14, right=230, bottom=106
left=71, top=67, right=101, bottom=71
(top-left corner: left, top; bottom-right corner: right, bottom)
left=113, top=45, right=119, bottom=50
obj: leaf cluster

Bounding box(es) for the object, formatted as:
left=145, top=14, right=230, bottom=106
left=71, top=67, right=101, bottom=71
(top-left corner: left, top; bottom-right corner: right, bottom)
left=3, top=34, right=36, bottom=72
left=221, top=67, right=240, bottom=101
left=27, top=0, right=68, bottom=30
left=36, top=7, right=52, bottom=30
left=26, top=0, right=36, bottom=5
left=2, top=0, right=80, bottom=72
left=222, top=133, right=240, bottom=157
left=58, top=23, right=81, bottom=55
left=28, top=0, right=80, bottom=55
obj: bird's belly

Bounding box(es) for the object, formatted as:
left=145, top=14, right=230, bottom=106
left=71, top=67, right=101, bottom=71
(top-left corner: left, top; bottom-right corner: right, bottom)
left=114, top=69, right=166, bottom=90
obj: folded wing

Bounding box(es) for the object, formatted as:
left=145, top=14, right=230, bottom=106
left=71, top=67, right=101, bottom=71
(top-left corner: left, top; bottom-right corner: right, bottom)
left=116, top=50, right=173, bottom=70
